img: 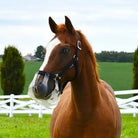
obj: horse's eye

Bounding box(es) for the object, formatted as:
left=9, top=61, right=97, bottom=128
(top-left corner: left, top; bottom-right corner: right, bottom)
left=60, top=47, right=70, bottom=55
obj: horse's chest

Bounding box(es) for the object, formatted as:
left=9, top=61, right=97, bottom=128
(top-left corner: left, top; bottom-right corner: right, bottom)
left=52, top=112, right=84, bottom=138
left=53, top=120, right=84, bottom=138
left=52, top=119, right=102, bottom=138
left=51, top=112, right=116, bottom=138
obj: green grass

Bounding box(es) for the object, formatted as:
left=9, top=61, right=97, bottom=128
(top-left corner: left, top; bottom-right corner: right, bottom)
left=121, top=115, right=138, bottom=138
left=24, top=62, right=133, bottom=92
left=0, top=61, right=133, bottom=95
left=0, top=114, right=137, bottom=138
left=0, top=114, right=51, bottom=138
left=23, top=61, right=42, bottom=94
left=98, top=62, right=133, bottom=91
left=0, top=61, right=136, bottom=137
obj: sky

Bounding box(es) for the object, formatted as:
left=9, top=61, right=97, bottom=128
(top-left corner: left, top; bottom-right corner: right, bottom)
left=0, top=0, right=138, bottom=56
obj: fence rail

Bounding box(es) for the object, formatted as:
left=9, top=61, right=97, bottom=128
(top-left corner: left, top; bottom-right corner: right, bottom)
left=0, top=90, right=138, bottom=118
left=115, top=89, right=138, bottom=117
left=0, top=94, right=53, bottom=118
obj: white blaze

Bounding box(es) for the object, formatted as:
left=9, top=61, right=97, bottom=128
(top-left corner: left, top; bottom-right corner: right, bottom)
left=28, top=38, right=61, bottom=109
left=40, top=38, right=61, bottom=70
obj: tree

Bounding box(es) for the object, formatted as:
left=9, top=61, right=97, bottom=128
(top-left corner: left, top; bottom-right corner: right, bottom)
left=95, top=51, right=133, bottom=62
left=34, top=45, right=45, bottom=61
left=0, top=46, right=25, bottom=95
left=132, top=47, right=138, bottom=101
left=132, top=47, right=138, bottom=89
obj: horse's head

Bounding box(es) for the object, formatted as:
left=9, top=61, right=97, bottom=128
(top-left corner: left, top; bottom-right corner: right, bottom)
left=28, top=16, right=82, bottom=108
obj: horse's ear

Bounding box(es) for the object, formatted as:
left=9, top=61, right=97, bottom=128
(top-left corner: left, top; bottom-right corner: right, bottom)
left=49, top=17, right=57, bottom=34
left=65, top=16, right=75, bottom=34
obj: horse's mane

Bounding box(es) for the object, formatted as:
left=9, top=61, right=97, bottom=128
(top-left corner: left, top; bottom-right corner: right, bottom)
left=77, top=30, right=100, bottom=82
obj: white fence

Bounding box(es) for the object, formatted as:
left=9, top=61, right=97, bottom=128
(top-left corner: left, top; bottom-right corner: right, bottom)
left=0, top=90, right=138, bottom=118
left=115, top=90, right=138, bottom=117
left=0, top=94, right=53, bottom=118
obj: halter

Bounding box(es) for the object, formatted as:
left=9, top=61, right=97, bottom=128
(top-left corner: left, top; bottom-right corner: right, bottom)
left=38, top=35, right=82, bottom=94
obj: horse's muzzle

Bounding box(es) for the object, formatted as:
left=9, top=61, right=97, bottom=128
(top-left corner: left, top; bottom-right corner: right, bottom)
left=34, top=75, right=55, bottom=99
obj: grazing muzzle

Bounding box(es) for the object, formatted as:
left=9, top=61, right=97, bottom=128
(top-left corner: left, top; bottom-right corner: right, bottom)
left=34, top=72, right=57, bottom=99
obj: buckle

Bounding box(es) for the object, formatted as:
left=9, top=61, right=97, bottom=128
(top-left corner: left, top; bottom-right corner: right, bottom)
left=77, top=40, right=82, bottom=50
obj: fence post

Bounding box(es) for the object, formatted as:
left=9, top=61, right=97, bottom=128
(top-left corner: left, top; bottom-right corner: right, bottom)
left=133, top=105, right=136, bottom=117
left=9, top=94, right=14, bottom=117
left=29, top=103, right=32, bottom=117
left=39, top=105, right=42, bottom=118
left=29, top=108, right=32, bottom=117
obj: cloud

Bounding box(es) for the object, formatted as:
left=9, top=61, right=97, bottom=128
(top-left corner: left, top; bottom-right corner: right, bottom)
left=0, top=0, right=138, bottom=55
left=0, top=24, right=54, bottom=55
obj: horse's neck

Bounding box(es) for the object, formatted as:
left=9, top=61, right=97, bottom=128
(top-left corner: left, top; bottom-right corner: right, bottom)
left=71, top=55, right=101, bottom=119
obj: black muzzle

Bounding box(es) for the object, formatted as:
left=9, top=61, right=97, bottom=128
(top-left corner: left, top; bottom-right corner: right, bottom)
left=34, top=71, right=56, bottom=99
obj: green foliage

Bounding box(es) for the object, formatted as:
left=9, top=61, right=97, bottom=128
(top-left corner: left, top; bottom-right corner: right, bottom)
left=0, top=46, right=25, bottom=95
left=35, top=45, right=45, bottom=61
left=95, top=51, right=133, bottom=62
left=132, top=47, right=138, bottom=89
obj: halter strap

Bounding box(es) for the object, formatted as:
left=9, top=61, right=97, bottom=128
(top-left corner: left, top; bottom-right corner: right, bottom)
left=57, top=39, right=81, bottom=93
left=38, top=33, right=81, bottom=94
left=58, top=40, right=81, bottom=78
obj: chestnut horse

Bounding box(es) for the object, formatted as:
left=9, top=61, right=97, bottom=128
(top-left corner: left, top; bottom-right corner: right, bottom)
left=28, top=16, right=121, bottom=138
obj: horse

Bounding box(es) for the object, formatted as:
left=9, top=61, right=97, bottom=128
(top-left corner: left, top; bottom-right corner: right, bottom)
left=28, top=16, right=121, bottom=138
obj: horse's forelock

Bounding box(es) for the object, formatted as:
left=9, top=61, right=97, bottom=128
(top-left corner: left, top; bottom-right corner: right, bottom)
left=57, top=24, right=67, bottom=33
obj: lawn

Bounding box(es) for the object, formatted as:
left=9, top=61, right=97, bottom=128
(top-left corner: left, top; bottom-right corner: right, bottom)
left=0, top=61, right=137, bottom=138
left=98, top=62, right=133, bottom=91
left=121, top=115, right=138, bottom=138
left=0, top=114, right=137, bottom=138
left=24, top=62, right=133, bottom=93
left=0, top=61, right=133, bottom=95
left=23, top=61, right=42, bottom=94
left=0, top=114, right=51, bottom=138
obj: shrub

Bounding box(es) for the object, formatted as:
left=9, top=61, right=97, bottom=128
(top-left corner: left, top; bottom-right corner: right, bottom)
left=0, top=46, right=25, bottom=95
left=132, top=47, right=138, bottom=89
left=132, top=47, right=138, bottom=102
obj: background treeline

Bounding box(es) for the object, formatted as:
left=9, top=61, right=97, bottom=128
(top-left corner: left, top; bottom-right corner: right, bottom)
left=95, top=51, right=133, bottom=62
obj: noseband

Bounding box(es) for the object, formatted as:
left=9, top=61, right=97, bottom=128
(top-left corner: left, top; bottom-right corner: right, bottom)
left=38, top=36, right=82, bottom=94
